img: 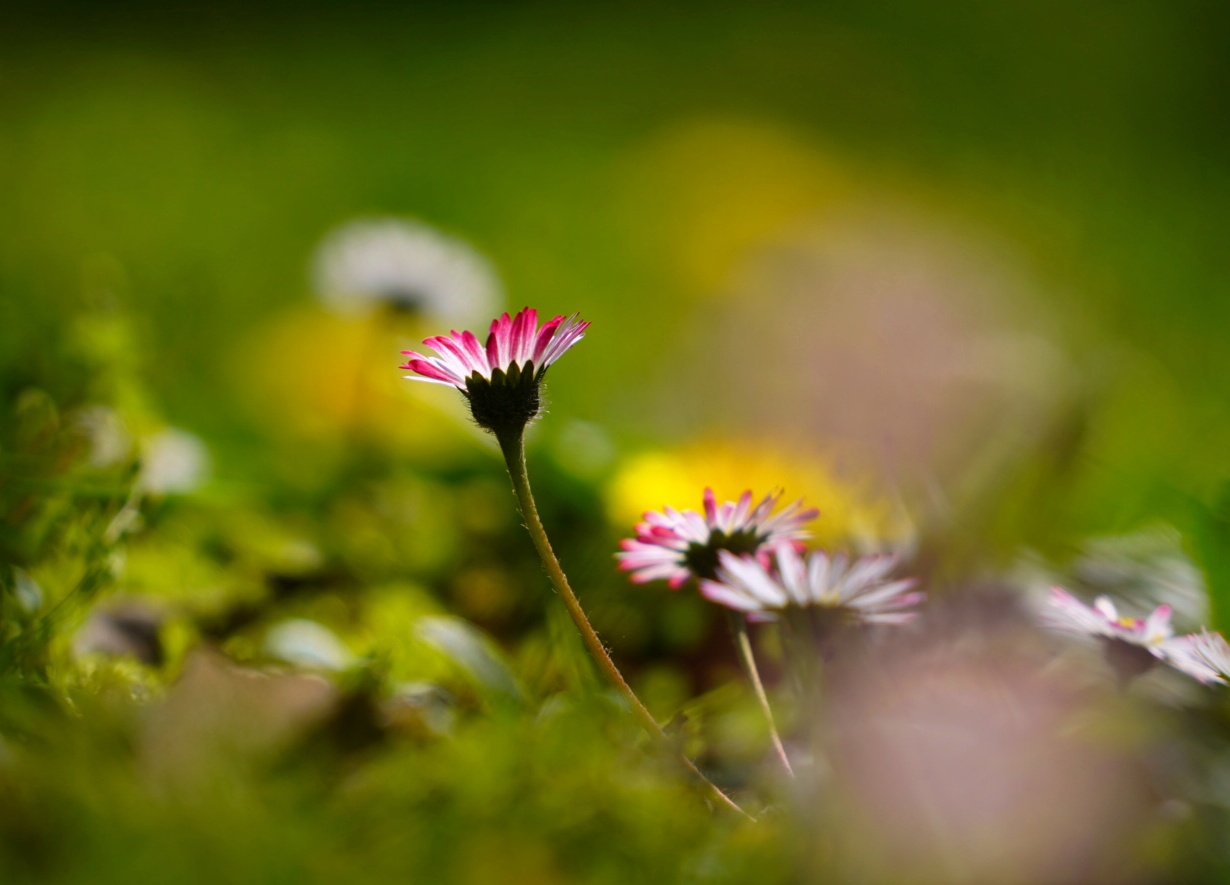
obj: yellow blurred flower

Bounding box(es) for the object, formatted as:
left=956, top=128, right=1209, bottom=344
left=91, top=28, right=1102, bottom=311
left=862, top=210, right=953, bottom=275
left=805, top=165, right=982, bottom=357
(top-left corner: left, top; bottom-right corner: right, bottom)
left=617, top=118, right=853, bottom=297
left=230, top=305, right=476, bottom=457
left=608, top=440, right=913, bottom=553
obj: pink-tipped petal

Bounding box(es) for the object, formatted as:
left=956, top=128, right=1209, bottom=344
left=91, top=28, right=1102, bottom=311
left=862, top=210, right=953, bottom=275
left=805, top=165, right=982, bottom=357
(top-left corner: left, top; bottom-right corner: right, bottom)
left=536, top=315, right=589, bottom=366
left=458, top=329, right=488, bottom=369
left=485, top=312, right=511, bottom=369
left=511, top=307, right=538, bottom=364
left=530, top=315, right=564, bottom=364
left=403, top=359, right=462, bottom=386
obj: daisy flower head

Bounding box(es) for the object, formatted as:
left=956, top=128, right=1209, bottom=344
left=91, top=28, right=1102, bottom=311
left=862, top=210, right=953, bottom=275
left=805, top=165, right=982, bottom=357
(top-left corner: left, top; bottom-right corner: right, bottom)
left=1043, top=587, right=1214, bottom=684
left=1045, top=588, right=1174, bottom=645
left=400, top=307, right=589, bottom=435
left=617, top=488, right=818, bottom=588
left=313, top=217, right=501, bottom=325
left=700, top=545, right=923, bottom=627
left=137, top=428, right=211, bottom=496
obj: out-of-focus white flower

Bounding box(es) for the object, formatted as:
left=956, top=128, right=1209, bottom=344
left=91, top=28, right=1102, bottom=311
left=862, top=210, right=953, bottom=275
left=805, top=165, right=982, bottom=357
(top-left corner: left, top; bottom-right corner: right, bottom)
left=137, top=428, right=210, bottom=495
left=74, top=405, right=133, bottom=468
left=700, top=545, right=922, bottom=624
left=264, top=619, right=356, bottom=673
left=11, top=568, right=43, bottom=613
left=416, top=616, right=523, bottom=704
left=313, top=217, right=502, bottom=325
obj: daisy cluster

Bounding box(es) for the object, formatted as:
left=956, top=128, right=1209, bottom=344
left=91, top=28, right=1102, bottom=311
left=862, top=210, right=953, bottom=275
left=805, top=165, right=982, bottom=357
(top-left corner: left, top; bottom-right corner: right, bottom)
left=618, top=487, right=922, bottom=627
left=402, top=306, right=1230, bottom=691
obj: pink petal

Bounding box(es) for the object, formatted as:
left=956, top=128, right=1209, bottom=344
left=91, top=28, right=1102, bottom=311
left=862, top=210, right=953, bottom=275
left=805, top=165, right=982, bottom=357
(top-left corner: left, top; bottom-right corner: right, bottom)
left=530, top=316, right=564, bottom=364
left=403, top=359, right=461, bottom=387
left=458, top=330, right=488, bottom=369
left=510, top=307, right=537, bottom=364
left=486, top=312, right=513, bottom=369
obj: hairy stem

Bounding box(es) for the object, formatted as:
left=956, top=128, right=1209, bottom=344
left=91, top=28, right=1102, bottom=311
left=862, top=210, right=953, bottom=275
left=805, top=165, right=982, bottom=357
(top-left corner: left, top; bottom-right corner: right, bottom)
left=496, top=429, right=751, bottom=819
left=727, top=612, right=794, bottom=777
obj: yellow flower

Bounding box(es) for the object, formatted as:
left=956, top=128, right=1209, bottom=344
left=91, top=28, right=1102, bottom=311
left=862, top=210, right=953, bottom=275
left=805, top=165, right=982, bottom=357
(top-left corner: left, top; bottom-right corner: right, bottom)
left=230, top=305, right=474, bottom=458
left=616, top=118, right=853, bottom=297
left=608, top=440, right=913, bottom=552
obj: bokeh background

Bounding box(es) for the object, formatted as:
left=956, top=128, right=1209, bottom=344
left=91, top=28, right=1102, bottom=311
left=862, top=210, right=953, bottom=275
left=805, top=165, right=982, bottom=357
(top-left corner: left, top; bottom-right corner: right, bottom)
left=3, top=1, right=1230, bottom=882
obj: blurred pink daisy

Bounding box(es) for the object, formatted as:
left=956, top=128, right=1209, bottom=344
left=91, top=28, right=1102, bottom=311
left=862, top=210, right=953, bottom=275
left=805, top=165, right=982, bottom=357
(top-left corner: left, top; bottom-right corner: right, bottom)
left=1159, top=630, right=1230, bottom=686
left=400, top=307, right=589, bottom=433
left=700, top=546, right=923, bottom=624
left=1044, top=588, right=1227, bottom=684
left=1045, top=589, right=1174, bottom=648
left=618, top=488, right=818, bottom=588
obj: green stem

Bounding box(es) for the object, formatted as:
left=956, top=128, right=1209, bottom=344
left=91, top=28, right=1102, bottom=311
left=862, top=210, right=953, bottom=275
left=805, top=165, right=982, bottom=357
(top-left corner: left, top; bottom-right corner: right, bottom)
left=780, top=609, right=832, bottom=789
left=496, top=429, right=751, bottom=819
left=727, top=612, right=794, bottom=777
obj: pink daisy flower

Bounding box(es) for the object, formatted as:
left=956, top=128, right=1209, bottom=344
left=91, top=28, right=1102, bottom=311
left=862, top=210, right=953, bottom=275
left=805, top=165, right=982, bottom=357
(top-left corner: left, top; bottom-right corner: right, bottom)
left=700, top=546, right=923, bottom=624
left=1044, top=589, right=1175, bottom=648
left=1159, top=630, right=1230, bottom=686
left=617, top=488, right=818, bottom=588
left=400, top=307, right=589, bottom=433
left=1044, top=587, right=1227, bottom=684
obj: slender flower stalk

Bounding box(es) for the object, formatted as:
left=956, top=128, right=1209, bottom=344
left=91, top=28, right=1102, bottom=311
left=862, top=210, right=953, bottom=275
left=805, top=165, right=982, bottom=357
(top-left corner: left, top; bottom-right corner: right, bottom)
left=727, top=611, right=794, bottom=776
left=496, top=430, right=750, bottom=817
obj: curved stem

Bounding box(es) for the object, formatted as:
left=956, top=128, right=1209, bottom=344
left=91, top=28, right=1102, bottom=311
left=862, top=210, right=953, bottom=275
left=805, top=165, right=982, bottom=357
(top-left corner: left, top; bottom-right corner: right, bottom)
left=496, top=430, right=751, bottom=819
left=727, top=613, right=794, bottom=777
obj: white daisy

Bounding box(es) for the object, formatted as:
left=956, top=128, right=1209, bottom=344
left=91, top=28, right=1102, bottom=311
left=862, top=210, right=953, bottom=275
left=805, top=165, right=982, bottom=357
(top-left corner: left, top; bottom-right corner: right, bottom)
left=700, top=545, right=922, bottom=624
left=313, top=217, right=501, bottom=325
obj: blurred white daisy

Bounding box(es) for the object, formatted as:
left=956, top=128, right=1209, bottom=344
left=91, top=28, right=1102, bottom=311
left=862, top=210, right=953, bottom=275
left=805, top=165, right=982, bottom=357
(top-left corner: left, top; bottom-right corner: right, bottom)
left=700, top=545, right=922, bottom=625
left=264, top=619, right=356, bottom=673
left=312, top=217, right=502, bottom=325
left=137, top=428, right=210, bottom=495
left=12, top=567, right=43, bottom=613
left=74, top=405, right=133, bottom=469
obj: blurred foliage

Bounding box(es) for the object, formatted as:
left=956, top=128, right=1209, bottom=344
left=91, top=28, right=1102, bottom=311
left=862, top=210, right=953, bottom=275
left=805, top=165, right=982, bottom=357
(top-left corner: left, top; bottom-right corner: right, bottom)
left=3, top=0, right=1230, bottom=881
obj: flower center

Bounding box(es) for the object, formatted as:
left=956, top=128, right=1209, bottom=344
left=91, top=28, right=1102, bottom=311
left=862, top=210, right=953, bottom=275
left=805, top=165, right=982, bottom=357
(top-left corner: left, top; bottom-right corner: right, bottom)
left=682, top=528, right=765, bottom=581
